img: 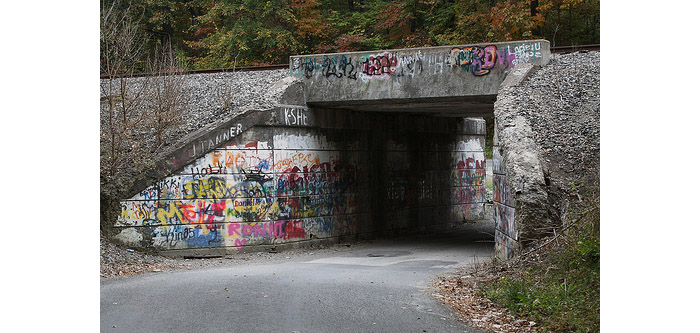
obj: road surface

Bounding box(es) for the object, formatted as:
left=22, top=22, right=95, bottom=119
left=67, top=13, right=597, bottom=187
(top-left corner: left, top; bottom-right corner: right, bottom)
left=101, top=220, right=494, bottom=332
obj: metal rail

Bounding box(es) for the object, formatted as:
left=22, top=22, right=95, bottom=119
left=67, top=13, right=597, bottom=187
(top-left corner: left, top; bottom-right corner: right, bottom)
left=102, top=44, right=599, bottom=79
left=100, top=63, right=289, bottom=79
left=551, top=44, right=600, bottom=53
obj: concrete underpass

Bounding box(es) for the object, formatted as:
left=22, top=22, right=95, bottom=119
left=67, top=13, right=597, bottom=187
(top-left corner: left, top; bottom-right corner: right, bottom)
left=110, top=39, right=551, bottom=260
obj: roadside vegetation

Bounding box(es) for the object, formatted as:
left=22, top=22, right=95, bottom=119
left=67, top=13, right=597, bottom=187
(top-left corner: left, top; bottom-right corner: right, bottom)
left=484, top=193, right=599, bottom=332
left=435, top=191, right=599, bottom=332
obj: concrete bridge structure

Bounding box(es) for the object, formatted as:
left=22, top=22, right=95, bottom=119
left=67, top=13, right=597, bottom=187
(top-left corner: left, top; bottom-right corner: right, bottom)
left=111, top=39, right=552, bottom=260
left=290, top=40, right=549, bottom=116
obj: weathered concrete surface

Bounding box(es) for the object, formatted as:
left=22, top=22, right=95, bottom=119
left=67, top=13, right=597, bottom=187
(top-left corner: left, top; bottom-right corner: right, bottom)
left=492, top=111, right=549, bottom=259
left=500, top=63, right=539, bottom=87
left=290, top=40, right=550, bottom=116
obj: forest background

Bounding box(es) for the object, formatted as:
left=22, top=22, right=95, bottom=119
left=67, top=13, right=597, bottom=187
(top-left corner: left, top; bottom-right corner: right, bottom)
left=102, top=0, right=599, bottom=72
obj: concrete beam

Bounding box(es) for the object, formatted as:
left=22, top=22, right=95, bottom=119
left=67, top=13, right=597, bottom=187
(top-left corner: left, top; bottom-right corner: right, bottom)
left=290, top=40, right=550, bottom=112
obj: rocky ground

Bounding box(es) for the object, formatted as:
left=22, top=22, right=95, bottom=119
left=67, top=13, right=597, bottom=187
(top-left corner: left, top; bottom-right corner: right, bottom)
left=499, top=50, right=600, bottom=212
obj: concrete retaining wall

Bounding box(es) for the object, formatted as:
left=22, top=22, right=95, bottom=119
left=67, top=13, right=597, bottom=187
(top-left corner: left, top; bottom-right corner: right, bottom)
left=491, top=63, right=546, bottom=261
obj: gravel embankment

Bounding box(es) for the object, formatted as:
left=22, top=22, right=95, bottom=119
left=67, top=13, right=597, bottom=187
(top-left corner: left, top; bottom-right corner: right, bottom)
left=100, top=69, right=289, bottom=155
left=506, top=51, right=600, bottom=190
left=173, top=69, right=289, bottom=135
left=520, top=51, right=600, bottom=180
left=495, top=50, right=600, bottom=224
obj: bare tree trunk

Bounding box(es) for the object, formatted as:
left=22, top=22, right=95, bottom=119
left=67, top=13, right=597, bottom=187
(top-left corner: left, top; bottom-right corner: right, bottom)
left=148, top=42, right=186, bottom=150
left=100, top=0, right=152, bottom=232
left=101, top=0, right=189, bottom=233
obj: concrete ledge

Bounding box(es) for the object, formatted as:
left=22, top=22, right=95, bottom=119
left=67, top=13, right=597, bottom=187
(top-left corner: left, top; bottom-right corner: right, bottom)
left=129, top=109, right=274, bottom=197
left=501, top=63, right=539, bottom=87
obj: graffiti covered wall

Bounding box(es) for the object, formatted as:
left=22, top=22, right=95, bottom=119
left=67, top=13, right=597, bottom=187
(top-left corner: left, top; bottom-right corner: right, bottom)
left=290, top=40, right=550, bottom=104
left=115, top=125, right=366, bottom=253
left=492, top=126, right=518, bottom=260
left=291, top=41, right=545, bottom=81
left=113, top=109, right=487, bottom=255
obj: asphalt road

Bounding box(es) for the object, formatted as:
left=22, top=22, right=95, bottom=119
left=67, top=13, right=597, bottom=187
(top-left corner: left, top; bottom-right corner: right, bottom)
left=101, top=220, right=494, bottom=332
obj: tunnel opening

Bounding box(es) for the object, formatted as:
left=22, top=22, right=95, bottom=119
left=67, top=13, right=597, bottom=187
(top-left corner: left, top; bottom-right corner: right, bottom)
left=303, top=102, right=496, bottom=246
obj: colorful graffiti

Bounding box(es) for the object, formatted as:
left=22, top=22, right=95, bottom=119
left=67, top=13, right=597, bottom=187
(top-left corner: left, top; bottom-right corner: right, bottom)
left=452, top=186, right=487, bottom=205
left=492, top=174, right=513, bottom=207
left=494, top=203, right=516, bottom=239
left=291, top=41, right=544, bottom=81
left=188, top=144, right=273, bottom=178
left=454, top=153, right=485, bottom=170
left=291, top=51, right=417, bottom=82
left=148, top=216, right=357, bottom=252
left=449, top=46, right=499, bottom=76
left=117, top=135, right=365, bottom=252
left=277, top=168, right=357, bottom=196
left=360, top=52, right=398, bottom=77
left=454, top=150, right=486, bottom=188
left=453, top=168, right=485, bottom=187
left=492, top=141, right=518, bottom=259
left=448, top=42, right=543, bottom=76
left=451, top=142, right=487, bottom=219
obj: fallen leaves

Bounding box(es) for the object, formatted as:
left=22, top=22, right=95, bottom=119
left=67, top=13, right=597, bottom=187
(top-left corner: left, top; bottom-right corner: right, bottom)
left=432, top=263, right=539, bottom=333
left=100, top=232, right=211, bottom=278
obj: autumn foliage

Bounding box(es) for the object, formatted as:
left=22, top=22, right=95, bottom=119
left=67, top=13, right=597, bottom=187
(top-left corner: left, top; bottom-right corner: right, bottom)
left=102, top=0, right=599, bottom=70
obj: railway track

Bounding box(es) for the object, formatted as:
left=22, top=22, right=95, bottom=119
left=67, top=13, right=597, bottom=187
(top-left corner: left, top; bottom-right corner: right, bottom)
left=103, top=44, right=599, bottom=79
left=551, top=44, right=599, bottom=53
